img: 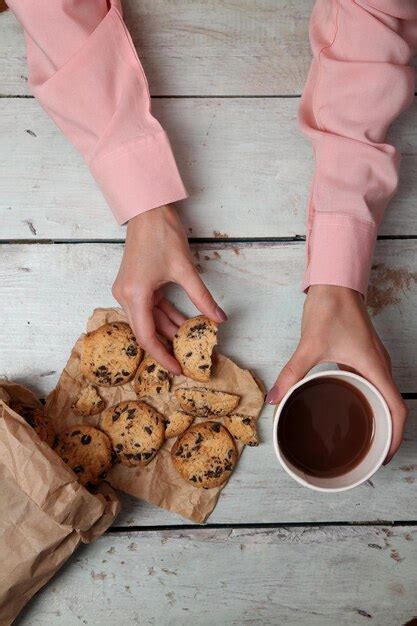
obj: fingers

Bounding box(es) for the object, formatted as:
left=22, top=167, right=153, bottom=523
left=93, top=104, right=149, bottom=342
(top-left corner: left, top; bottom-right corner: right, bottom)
left=266, top=347, right=317, bottom=405
left=128, top=298, right=182, bottom=375
left=180, top=268, right=227, bottom=323
left=153, top=306, right=179, bottom=341
left=157, top=297, right=187, bottom=327
left=359, top=363, right=408, bottom=464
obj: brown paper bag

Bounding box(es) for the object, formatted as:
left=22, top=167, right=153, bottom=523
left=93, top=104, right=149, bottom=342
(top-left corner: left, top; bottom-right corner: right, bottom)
left=46, top=307, right=265, bottom=523
left=0, top=382, right=120, bottom=626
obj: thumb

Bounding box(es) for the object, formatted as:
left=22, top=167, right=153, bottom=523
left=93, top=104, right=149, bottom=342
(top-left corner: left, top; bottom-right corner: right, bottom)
left=266, top=347, right=317, bottom=405
left=181, top=267, right=227, bottom=323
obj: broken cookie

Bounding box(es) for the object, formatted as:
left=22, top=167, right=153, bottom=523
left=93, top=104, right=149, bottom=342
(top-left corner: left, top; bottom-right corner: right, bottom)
left=173, top=315, right=218, bottom=382
left=164, top=410, right=194, bottom=439
left=224, top=413, right=259, bottom=446
left=134, top=355, right=170, bottom=398
left=174, top=387, right=239, bottom=417
left=72, top=384, right=106, bottom=417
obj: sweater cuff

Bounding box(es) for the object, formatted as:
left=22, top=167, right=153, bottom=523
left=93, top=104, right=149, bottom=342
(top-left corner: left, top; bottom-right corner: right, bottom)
left=302, top=212, right=377, bottom=296
left=89, top=130, right=188, bottom=224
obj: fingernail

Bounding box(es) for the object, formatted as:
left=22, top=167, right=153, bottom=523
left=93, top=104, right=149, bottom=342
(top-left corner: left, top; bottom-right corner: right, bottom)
left=266, top=386, right=280, bottom=405
left=215, top=306, right=228, bottom=322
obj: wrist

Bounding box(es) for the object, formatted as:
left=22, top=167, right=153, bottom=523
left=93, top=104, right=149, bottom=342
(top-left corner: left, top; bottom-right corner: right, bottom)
left=307, top=284, right=361, bottom=300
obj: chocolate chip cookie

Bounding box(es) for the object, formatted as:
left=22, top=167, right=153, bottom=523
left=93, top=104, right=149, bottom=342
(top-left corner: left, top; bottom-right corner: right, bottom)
left=224, top=414, right=259, bottom=446
left=171, top=421, right=237, bottom=488
left=134, top=355, right=170, bottom=398
left=173, top=315, right=218, bottom=382
left=164, top=410, right=194, bottom=439
left=72, top=384, right=106, bottom=417
left=174, top=387, right=239, bottom=417
left=11, top=402, right=55, bottom=447
left=80, top=322, right=143, bottom=387
left=54, top=424, right=113, bottom=487
left=101, top=400, right=165, bottom=467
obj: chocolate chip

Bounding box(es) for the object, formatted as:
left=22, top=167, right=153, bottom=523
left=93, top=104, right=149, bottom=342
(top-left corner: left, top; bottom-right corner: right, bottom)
left=190, top=476, right=197, bottom=482
left=211, top=423, right=221, bottom=433
left=146, top=363, right=156, bottom=373
left=114, top=377, right=124, bottom=384
left=156, top=386, right=162, bottom=394
left=73, top=465, right=84, bottom=474
left=71, top=430, right=81, bottom=436
left=134, top=453, right=142, bottom=461
left=115, top=443, right=123, bottom=451
left=198, top=364, right=209, bottom=370
left=185, top=352, right=193, bottom=358
left=227, top=449, right=234, bottom=458
left=195, top=433, right=203, bottom=444
left=81, top=434, right=91, bottom=445
left=175, top=446, right=184, bottom=456
left=142, top=452, right=152, bottom=460
left=144, top=426, right=152, bottom=435
left=125, top=344, right=138, bottom=357
left=242, top=417, right=251, bottom=425
left=121, top=370, right=130, bottom=377
left=112, top=412, right=121, bottom=422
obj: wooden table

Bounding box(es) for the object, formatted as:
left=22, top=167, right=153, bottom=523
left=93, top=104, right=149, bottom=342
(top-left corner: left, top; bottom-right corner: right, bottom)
left=1, top=2, right=417, bottom=623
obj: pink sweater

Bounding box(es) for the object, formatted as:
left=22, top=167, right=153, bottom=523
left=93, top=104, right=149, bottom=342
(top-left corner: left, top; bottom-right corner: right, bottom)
left=7, top=0, right=417, bottom=295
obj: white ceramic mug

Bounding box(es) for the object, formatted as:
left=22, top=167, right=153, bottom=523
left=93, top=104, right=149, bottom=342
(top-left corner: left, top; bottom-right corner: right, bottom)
left=272, top=370, right=392, bottom=492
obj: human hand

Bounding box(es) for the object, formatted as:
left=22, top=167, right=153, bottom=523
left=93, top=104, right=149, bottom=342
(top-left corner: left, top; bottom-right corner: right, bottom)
left=112, top=204, right=227, bottom=374
left=266, top=284, right=408, bottom=463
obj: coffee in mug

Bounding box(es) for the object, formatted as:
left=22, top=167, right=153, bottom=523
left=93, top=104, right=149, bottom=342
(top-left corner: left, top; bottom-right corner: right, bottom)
left=277, top=377, right=374, bottom=479
left=273, top=370, right=392, bottom=492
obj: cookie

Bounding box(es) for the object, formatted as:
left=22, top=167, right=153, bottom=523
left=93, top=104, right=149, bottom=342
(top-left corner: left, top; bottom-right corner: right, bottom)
left=134, top=355, right=170, bottom=398
left=54, top=424, right=112, bottom=487
left=11, top=402, right=55, bottom=447
left=101, top=401, right=165, bottom=467
left=173, top=315, right=218, bottom=382
left=174, top=387, right=239, bottom=417
left=171, top=421, right=237, bottom=488
left=224, top=414, right=259, bottom=446
left=165, top=410, right=194, bottom=439
left=80, top=322, right=143, bottom=387
left=72, top=384, right=106, bottom=417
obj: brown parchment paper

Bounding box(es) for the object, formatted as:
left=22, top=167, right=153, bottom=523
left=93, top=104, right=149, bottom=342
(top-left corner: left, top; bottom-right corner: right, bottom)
left=46, top=307, right=265, bottom=523
left=0, top=381, right=120, bottom=626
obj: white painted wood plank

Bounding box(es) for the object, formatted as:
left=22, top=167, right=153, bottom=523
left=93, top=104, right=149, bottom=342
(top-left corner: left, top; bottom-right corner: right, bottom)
left=0, top=1, right=312, bottom=97
left=1, top=241, right=417, bottom=525
left=1, top=98, right=417, bottom=239
left=16, top=526, right=417, bottom=625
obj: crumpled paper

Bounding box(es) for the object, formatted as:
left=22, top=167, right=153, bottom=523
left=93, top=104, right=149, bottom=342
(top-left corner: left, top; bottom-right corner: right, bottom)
left=0, top=381, right=120, bottom=626
left=46, top=307, right=265, bottom=523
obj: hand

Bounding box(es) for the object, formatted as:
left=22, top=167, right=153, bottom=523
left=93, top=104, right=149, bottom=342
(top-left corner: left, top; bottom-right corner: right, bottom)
left=266, top=284, right=408, bottom=463
left=112, top=204, right=227, bottom=374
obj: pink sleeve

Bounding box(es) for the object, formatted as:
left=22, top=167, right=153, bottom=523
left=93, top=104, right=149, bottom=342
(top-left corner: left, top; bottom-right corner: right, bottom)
left=300, top=0, right=417, bottom=295
left=7, top=0, right=187, bottom=224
